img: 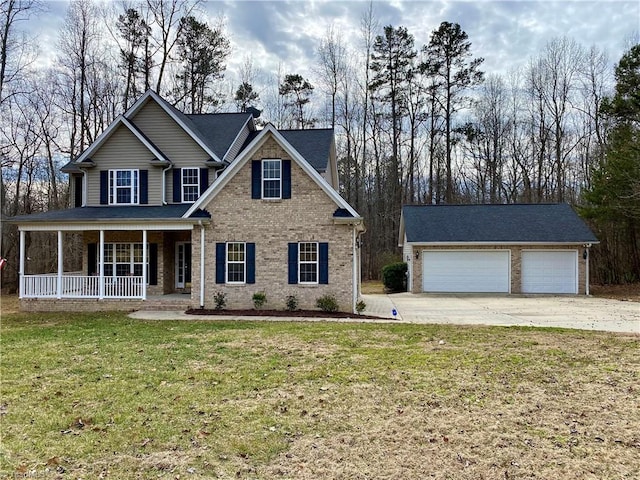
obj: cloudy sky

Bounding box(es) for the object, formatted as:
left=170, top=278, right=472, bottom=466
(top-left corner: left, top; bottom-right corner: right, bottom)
left=35, top=0, right=639, bottom=87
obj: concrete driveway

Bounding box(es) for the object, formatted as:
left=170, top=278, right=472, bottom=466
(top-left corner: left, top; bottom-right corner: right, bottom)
left=363, top=293, right=640, bottom=334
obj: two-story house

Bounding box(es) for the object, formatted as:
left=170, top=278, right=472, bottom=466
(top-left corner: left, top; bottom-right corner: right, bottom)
left=10, top=90, right=365, bottom=312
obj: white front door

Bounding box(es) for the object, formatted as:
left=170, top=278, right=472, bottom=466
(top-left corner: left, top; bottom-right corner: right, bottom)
left=422, top=250, right=511, bottom=293
left=175, top=242, right=192, bottom=289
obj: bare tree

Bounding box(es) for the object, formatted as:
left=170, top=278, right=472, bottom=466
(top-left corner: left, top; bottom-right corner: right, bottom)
left=145, top=0, right=201, bottom=94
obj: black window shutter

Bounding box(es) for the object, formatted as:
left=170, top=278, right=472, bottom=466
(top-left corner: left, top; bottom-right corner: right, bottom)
left=251, top=161, right=261, bottom=199
left=149, top=243, right=158, bottom=285
left=215, top=243, right=226, bottom=284
left=100, top=171, right=108, bottom=205
left=173, top=168, right=181, bottom=203
left=288, top=243, right=298, bottom=284
left=140, top=170, right=148, bottom=204
left=74, top=176, right=83, bottom=207
left=282, top=160, right=291, bottom=199
left=319, top=242, right=329, bottom=284
left=199, top=168, right=209, bottom=197
left=87, top=243, right=97, bottom=276
left=246, top=243, right=255, bottom=284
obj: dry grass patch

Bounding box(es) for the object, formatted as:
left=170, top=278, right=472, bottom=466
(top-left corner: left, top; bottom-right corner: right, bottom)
left=1, top=312, right=638, bottom=479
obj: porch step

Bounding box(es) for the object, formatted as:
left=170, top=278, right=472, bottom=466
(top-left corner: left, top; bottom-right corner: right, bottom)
left=136, top=298, right=192, bottom=311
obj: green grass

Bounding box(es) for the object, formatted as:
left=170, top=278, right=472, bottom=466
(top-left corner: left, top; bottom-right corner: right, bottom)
left=1, top=310, right=639, bottom=479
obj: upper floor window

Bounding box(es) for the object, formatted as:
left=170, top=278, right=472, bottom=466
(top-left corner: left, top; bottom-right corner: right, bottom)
left=262, top=159, right=281, bottom=199
left=109, top=169, right=139, bottom=205
left=182, top=168, right=200, bottom=203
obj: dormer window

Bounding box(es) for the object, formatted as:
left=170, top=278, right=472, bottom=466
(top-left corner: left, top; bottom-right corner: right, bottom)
left=262, top=159, right=281, bottom=199
left=182, top=167, right=200, bottom=203
left=109, top=169, right=139, bottom=205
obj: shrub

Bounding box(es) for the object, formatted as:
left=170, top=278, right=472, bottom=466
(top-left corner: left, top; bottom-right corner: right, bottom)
left=213, top=291, right=227, bottom=310
left=316, top=294, right=339, bottom=313
left=355, top=300, right=366, bottom=315
left=252, top=291, right=267, bottom=309
left=382, top=262, right=407, bottom=293
left=285, top=295, right=299, bottom=311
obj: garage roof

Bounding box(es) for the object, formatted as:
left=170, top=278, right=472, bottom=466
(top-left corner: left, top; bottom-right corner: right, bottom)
left=400, top=203, right=599, bottom=244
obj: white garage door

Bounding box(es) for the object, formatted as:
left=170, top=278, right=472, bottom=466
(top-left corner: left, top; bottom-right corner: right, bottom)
left=422, top=250, right=510, bottom=293
left=521, top=251, right=578, bottom=294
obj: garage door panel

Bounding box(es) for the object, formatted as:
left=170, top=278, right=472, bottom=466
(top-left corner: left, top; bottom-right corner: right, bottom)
left=422, top=251, right=510, bottom=293
left=521, top=251, right=577, bottom=294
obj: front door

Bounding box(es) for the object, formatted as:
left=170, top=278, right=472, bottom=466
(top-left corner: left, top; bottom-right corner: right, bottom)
left=175, top=242, right=192, bottom=289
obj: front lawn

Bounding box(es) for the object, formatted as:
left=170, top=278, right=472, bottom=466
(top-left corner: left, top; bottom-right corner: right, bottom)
left=1, top=309, right=638, bottom=479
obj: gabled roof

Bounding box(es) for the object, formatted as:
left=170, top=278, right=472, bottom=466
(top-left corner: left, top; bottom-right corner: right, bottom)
left=125, top=90, right=224, bottom=163
left=185, top=124, right=361, bottom=220
left=400, top=204, right=598, bottom=245
left=186, top=113, right=254, bottom=162
left=72, top=115, right=168, bottom=165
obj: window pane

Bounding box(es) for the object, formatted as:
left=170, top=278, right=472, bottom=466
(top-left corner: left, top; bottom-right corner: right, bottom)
left=116, top=264, right=130, bottom=276
left=300, top=264, right=317, bottom=283
left=116, top=244, right=130, bottom=262
left=263, top=179, right=280, bottom=198
left=116, top=170, right=131, bottom=186
left=227, top=263, right=244, bottom=282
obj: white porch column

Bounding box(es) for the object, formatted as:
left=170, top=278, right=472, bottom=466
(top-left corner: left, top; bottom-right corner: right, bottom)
left=18, top=229, right=25, bottom=298
left=142, top=230, right=148, bottom=300
left=57, top=230, right=63, bottom=299
left=99, top=230, right=105, bottom=299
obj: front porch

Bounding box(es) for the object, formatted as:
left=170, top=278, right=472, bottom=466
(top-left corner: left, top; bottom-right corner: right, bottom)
left=20, top=292, right=193, bottom=312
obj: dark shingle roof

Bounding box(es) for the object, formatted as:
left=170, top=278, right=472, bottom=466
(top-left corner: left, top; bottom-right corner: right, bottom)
left=402, top=204, right=598, bottom=244
left=9, top=205, right=210, bottom=223
left=186, top=113, right=252, bottom=161
left=279, top=129, right=333, bottom=173
left=236, top=128, right=333, bottom=174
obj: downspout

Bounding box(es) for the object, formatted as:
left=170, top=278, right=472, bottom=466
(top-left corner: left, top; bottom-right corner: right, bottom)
left=352, top=226, right=357, bottom=313
left=199, top=220, right=205, bottom=308
left=585, top=244, right=591, bottom=296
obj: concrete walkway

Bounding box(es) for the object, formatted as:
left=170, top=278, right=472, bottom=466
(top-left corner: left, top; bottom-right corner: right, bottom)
left=130, top=293, right=639, bottom=334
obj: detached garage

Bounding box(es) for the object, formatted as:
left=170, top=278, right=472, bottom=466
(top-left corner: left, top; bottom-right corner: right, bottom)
left=399, top=204, right=599, bottom=295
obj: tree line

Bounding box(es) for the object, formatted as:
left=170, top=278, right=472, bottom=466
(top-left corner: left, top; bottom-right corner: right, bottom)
left=1, top=0, right=638, bottom=291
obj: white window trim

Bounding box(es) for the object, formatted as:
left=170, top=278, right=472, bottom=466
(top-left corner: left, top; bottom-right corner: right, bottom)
left=262, top=159, right=282, bottom=200
left=226, top=242, right=246, bottom=284
left=109, top=169, right=139, bottom=205
left=181, top=167, right=200, bottom=203
left=102, top=242, right=149, bottom=281
left=298, top=241, right=319, bottom=285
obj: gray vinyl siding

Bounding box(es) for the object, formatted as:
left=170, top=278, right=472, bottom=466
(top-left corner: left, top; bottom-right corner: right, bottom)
left=224, top=123, right=251, bottom=162
left=87, top=126, right=163, bottom=206
left=131, top=100, right=210, bottom=165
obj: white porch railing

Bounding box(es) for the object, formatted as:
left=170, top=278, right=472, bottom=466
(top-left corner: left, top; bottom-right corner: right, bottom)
left=22, top=274, right=144, bottom=299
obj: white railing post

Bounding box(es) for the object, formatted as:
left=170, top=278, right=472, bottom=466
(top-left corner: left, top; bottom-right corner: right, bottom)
left=57, top=231, right=63, bottom=299
left=19, top=230, right=25, bottom=298
left=99, top=230, right=105, bottom=299
left=142, top=230, right=147, bottom=300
